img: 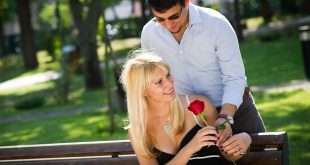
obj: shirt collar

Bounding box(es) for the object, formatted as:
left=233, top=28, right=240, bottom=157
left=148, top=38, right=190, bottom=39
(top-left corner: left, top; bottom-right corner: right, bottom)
left=188, top=3, right=203, bottom=28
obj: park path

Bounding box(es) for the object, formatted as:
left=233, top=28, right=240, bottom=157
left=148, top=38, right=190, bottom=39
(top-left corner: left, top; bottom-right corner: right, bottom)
left=0, top=105, right=107, bottom=124
left=0, top=71, right=60, bottom=91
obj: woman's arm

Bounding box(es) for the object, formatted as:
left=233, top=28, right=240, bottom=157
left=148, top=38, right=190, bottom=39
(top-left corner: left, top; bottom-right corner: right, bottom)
left=166, top=126, right=218, bottom=165
left=130, top=126, right=218, bottom=165
left=219, top=132, right=252, bottom=161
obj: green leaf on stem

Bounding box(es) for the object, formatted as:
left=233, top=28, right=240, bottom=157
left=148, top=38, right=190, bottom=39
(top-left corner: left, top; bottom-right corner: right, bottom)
left=217, top=121, right=226, bottom=130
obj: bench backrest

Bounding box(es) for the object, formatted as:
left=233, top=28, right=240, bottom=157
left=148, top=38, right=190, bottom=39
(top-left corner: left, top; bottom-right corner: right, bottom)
left=0, top=132, right=289, bottom=165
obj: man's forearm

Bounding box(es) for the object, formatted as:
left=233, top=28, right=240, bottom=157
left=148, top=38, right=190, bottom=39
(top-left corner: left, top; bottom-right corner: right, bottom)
left=220, top=103, right=237, bottom=117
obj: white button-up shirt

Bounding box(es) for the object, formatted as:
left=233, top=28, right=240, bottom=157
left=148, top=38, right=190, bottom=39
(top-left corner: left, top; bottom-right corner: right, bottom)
left=141, top=3, right=247, bottom=108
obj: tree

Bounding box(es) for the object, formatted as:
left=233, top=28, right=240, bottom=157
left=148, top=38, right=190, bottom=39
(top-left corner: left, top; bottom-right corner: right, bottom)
left=301, top=0, right=310, bottom=16
left=16, top=0, right=38, bottom=69
left=140, top=0, right=148, bottom=25
left=233, top=0, right=243, bottom=42
left=0, top=0, right=16, bottom=57
left=0, top=11, right=5, bottom=57
left=259, top=0, right=273, bottom=24
left=69, top=0, right=103, bottom=90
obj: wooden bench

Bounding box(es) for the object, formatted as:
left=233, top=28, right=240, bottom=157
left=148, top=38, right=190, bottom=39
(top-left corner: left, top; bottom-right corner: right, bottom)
left=0, top=132, right=289, bottom=165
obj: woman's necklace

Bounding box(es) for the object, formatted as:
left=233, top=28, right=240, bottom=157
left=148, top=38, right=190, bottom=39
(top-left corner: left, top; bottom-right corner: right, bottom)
left=163, top=116, right=172, bottom=134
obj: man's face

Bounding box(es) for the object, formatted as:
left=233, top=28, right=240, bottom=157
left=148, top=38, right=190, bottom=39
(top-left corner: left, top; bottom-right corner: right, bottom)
left=152, top=4, right=187, bottom=33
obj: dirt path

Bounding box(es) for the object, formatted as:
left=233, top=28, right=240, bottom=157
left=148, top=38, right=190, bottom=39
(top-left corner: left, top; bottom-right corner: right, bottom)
left=0, top=105, right=107, bottom=124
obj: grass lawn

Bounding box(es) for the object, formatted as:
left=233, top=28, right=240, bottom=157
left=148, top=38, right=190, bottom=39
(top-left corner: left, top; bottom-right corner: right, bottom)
left=254, top=89, right=310, bottom=164
left=242, top=33, right=305, bottom=86
left=0, top=34, right=309, bottom=164
left=0, top=109, right=128, bottom=146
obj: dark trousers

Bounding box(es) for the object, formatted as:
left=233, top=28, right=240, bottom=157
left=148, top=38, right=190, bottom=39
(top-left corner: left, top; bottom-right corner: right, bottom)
left=217, top=92, right=266, bottom=134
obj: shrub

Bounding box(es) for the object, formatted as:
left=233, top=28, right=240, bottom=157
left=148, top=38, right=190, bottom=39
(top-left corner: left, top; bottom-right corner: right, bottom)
left=14, top=96, right=45, bottom=110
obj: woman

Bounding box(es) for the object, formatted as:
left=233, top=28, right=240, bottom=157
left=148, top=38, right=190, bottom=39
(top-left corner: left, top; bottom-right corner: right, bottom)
left=120, top=50, right=251, bottom=165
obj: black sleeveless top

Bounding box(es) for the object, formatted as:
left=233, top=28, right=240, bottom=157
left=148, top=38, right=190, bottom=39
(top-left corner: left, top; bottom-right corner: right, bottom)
left=155, top=124, right=225, bottom=165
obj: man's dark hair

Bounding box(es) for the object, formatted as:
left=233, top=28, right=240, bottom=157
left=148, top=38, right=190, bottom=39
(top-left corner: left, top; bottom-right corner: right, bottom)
left=146, top=0, right=186, bottom=13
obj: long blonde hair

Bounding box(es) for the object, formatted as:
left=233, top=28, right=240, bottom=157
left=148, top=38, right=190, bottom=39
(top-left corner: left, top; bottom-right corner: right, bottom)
left=120, top=50, right=185, bottom=158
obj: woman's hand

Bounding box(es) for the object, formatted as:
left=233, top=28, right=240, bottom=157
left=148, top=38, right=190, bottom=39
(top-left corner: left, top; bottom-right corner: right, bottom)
left=184, top=126, right=218, bottom=154
left=220, top=132, right=251, bottom=159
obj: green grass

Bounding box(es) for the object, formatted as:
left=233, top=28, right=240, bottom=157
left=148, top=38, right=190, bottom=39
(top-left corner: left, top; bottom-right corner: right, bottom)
left=254, top=89, right=310, bottom=164
left=0, top=109, right=128, bottom=146
left=241, top=33, right=305, bottom=86
left=0, top=51, right=60, bottom=83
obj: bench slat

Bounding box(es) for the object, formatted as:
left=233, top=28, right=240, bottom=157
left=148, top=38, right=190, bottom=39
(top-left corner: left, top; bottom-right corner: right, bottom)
left=0, top=140, right=134, bottom=160
left=0, top=156, right=139, bottom=165
left=236, top=151, right=282, bottom=165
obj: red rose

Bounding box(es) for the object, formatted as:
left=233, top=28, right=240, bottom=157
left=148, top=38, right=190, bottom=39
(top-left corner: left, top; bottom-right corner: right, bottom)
left=187, top=100, right=205, bottom=115
left=187, top=99, right=208, bottom=126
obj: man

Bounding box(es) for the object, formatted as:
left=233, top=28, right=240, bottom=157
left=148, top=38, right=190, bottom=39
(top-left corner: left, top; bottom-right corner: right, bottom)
left=141, top=0, right=265, bottom=145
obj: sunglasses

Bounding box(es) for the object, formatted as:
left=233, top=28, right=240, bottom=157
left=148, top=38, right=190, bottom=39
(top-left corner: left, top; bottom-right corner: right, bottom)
left=153, top=7, right=183, bottom=23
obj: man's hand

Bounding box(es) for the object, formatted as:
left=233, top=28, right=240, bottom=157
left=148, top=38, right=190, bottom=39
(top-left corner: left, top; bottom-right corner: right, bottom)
left=220, top=132, right=252, bottom=159
left=215, top=118, right=232, bottom=146
left=216, top=103, right=236, bottom=146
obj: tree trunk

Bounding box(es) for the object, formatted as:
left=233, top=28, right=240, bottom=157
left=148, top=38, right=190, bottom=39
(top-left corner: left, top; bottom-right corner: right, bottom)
left=140, top=0, right=148, bottom=25
left=111, top=4, right=119, bottom=20
left=69, top=0, right=103, bottom=90
left=233, top=0, right=243, bottom=42
left=0, top=15, right=6, bottom=57
left=260, top=0, right=273, bottom=24
left=16, top=0, right=38, bottom=69
left=301, top=0, right=310, bottom=16
left=131, top=0, right=135, bottom=13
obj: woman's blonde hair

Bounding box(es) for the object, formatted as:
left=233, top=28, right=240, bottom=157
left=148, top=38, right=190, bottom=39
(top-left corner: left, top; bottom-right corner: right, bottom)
left=120, top=50, right=185, bottom=158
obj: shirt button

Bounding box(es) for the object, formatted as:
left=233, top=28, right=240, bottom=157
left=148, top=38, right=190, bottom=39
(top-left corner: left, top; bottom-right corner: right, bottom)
left=179, top=50, right=183, bottom=54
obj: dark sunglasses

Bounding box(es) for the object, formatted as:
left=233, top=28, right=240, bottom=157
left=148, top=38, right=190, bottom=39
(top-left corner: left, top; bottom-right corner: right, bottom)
left=153, top=7, right=183, bottom=23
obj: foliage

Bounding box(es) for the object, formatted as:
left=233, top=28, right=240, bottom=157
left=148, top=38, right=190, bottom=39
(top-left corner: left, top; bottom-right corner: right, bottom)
left=52, top=48, right=81, bottom=105
left=107, top=17, right=144, bottom=39
left=279, top=0, right=303, bottom=15
left=103, top=0, right=122, bottom=7
left=37, top=0, right=72, bottom=29
left=255, top=30, right=282, bottom=42
left=14, top=95, right=45, bottom=110
left=0, top=0, right=16, bottom=22
left=241, top=0, right=303, bottom=19
left=36, top=0, right=75, bottom=59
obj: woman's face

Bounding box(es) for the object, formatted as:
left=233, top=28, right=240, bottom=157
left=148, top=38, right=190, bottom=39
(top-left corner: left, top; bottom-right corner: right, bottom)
left=145, top=67, right=176, bottom=103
